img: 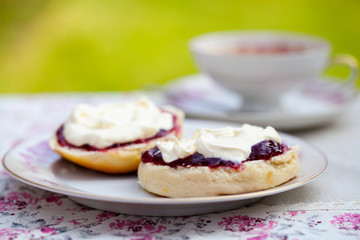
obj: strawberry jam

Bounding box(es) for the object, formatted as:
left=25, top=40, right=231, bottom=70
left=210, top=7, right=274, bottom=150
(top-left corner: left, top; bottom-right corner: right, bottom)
left=141, top=140, right=287, bottom=169
left=247, top=139, right=287, bottom=161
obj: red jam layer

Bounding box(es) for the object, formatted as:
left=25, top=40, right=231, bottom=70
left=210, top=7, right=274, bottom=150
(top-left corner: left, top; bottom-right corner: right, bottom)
left=56, top=113, right=180, bottom=152
left=141, top=140, right=288, bottom=169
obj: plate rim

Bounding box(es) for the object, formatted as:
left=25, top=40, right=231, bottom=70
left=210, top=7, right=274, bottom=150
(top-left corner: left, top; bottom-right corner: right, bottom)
left=2, top=121, right=328, bottom=205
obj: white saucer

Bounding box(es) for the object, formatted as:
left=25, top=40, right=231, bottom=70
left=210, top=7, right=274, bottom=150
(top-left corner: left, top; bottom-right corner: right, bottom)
left=165, top=74, right=357, bottom=130
left=2, top=119, right=327, bottom=216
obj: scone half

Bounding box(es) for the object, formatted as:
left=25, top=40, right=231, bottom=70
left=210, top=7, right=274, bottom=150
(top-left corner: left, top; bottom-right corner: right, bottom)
left=49, top=105, right=184, bottom=174
left=138, top=146, right=299, bottom=198
left=138, top=124, right=300, bottom=198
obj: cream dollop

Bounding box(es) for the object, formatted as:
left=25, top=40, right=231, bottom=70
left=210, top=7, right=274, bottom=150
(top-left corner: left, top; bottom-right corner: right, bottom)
left=62, top=97, right=173, bottom=148
left=157, top=124, right=281, bottom=163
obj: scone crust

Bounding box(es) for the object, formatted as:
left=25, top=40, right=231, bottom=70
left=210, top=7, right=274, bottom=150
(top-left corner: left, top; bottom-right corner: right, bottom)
left=49, top=106, right=184, bottom=174
left=138, top=146, right=300, bottom=197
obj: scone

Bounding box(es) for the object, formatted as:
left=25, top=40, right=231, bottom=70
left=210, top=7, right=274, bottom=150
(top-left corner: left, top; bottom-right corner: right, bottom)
left=138, top=124, right=299, bottom=197
left=49, top=97, right=184, bottom=174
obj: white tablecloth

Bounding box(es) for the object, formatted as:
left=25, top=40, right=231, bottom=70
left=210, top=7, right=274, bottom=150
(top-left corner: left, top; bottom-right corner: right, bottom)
left=0, top=93, right=359, bottom=240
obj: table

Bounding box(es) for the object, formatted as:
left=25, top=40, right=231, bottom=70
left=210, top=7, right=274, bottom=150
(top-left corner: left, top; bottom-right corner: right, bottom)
left=0, top=93, right=359, bottom=240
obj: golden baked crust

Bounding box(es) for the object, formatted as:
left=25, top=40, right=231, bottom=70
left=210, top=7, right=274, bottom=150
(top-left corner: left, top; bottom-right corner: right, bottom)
left=138, top=146, right=299, bottom=197
left=49, top=106, right=184, bottom=174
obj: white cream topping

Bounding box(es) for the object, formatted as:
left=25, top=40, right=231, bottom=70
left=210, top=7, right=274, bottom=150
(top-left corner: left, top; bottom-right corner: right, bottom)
left=157, top=124, right=281, bottom=163
left=62, top=97, right=173, bottom=148
left=157, top=136, right=197, bottom=163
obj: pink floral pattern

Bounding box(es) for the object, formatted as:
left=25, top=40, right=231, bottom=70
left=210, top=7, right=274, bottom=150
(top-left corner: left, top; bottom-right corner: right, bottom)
left=218, top=215, right=277, bottom=232
left=218, top=215, right=278, bottom=239
left=331, top=213, right=360, bottom=231
left=20, top=140, right=59, bottom=174
left=109, top=218, right=167, bottom=238
left=0, top=94, right=358, bottom=240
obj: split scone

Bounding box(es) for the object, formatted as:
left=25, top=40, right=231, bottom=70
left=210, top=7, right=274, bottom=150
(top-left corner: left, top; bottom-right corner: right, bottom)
left=49, top=97, right=184, bottom=174
left=138, top=124, right=299, bottom=197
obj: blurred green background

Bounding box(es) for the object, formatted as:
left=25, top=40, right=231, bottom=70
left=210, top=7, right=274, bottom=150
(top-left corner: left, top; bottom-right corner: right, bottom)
left=0, top=0, right=359, bottom=93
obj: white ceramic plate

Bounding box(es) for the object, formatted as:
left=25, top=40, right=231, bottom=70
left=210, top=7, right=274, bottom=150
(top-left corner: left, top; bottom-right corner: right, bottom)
left=2, top=119, right=327, bottom=216
left=166, top=74, right=357, bottom=130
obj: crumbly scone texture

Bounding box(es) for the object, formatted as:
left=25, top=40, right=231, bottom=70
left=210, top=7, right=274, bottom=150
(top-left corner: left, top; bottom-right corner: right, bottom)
left=138, top=146, right=300, bottom=197
left=49, top=106, right=184, bottom=174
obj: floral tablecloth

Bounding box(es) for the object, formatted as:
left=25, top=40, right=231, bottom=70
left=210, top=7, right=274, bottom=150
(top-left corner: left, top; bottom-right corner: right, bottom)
left=0, top=93, right=359, bottom=240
